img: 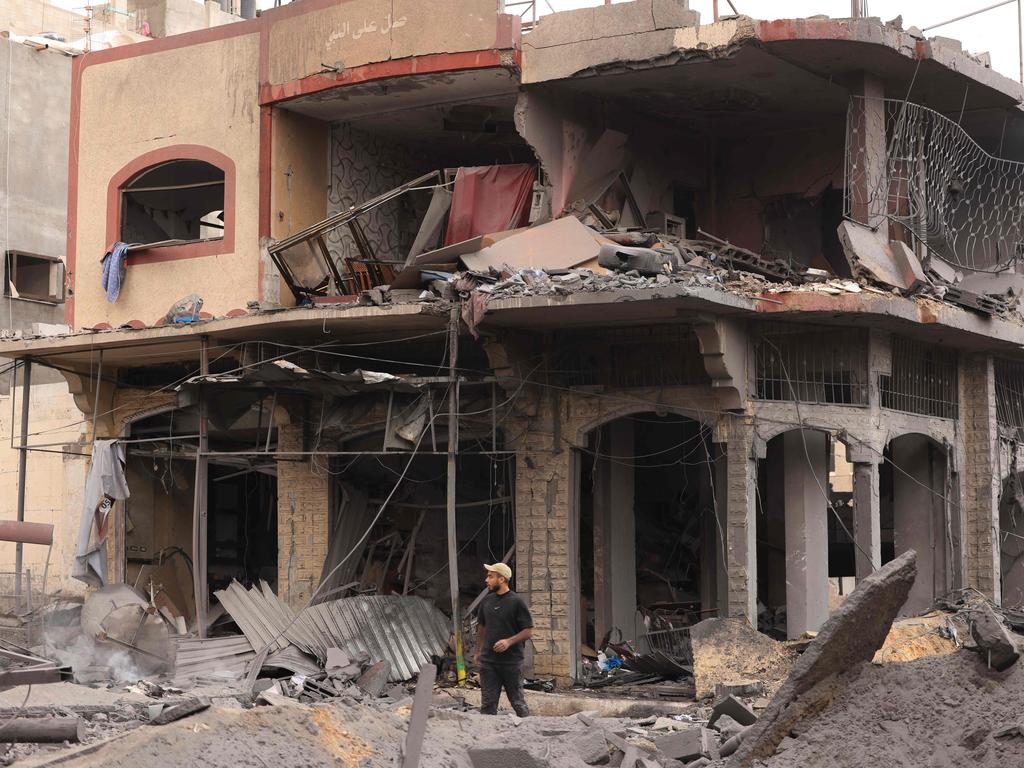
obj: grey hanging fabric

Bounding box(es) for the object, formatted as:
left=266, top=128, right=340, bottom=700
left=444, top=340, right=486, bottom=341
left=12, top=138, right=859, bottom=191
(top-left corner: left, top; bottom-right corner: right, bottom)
left=72, top=440, right=130, bottom=587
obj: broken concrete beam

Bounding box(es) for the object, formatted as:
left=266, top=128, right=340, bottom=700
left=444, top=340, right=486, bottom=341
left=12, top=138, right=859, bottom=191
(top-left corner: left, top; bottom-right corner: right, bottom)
left=467, top=747, right=550, bottom=768
left=148, top=698, right=210, bottom=726
left=714, top=681, right=764, bottom=699
left=709, top=695, right=756, bottom=729
left=0, top=718, right=83, bottom=743
left=731, top=550, right=917, bottom=767
left=574, top=728, right=611, bottom=765
left=654, top=727, right=714, bottom=761
left=888, top=240, right=929, bottom=292
left=837, top=220, right=909, bottom=290
left=970, top=603, right=1020, bottom=672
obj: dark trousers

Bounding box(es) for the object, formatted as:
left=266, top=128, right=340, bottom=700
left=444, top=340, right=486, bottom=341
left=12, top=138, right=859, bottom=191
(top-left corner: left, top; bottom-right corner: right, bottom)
left=479, top=662, right=529, bottom=716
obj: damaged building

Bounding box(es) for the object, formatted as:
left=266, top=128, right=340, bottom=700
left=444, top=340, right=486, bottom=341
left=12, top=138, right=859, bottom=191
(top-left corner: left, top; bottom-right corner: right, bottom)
left=5, top=0, right=1024, bottom=689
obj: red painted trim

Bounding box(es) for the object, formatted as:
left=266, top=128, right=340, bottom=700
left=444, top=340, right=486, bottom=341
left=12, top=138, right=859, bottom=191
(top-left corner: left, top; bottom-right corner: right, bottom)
left=105, top=145, right=236, bottom=266
left=260, top=49, right=512, bottom=106
left=77, top=18, right=261, bottom=72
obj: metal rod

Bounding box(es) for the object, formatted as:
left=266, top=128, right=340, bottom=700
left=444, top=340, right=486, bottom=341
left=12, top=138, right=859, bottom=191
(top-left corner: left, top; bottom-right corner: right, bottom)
left=1019, top=0, right=1023, bottom=84
left=14, top=358, right=31, bottom=609
left=921, top=0, right=1014, bottom=31
left=192, top=336, right=210, bottom=638
left=264, top=391, right=276, bottom=453
left=90, top=350, right=103, bottom=442
left=446, top=304, right=465, bottom=685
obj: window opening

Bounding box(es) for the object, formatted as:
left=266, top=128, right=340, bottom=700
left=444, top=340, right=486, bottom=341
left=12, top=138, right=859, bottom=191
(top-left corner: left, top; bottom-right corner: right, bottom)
left=4, top=251, right=65, bottom=303
left=121, top=160, right=225, bottom=248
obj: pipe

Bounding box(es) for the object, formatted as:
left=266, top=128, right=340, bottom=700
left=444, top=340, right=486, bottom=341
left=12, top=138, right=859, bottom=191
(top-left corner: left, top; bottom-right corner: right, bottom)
left=0, top=521, right=54, bottom=547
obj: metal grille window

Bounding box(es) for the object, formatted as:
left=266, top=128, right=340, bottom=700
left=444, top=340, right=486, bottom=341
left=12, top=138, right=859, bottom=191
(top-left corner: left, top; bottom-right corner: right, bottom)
left=552, top=325, right=710, bottom=389
left=879, top=336, right=958, bottom=419
left=996, top=358, right=1024, bottom=438
left=755, top=324, right=868, bottom=405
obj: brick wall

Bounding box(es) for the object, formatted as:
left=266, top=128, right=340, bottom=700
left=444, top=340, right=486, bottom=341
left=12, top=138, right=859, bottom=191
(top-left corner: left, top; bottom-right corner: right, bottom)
left=276, top=420, right=330, bottom=608
left=962, top=353, right=1000, bottom=600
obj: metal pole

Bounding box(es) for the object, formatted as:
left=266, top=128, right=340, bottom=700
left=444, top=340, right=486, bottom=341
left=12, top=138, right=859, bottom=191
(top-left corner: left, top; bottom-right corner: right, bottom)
left=1018, top=0, right=1023, bottom=84
left=921, top=0, right=1015, bottom=32
left=446, top=305, right=466, bottom=684
left=192, top=338, right=210, bottom=637
left=14, top=358, right=31, bottom=609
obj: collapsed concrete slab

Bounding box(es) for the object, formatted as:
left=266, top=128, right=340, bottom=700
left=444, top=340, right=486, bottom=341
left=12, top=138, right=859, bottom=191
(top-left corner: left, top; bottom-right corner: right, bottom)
left=730, top=550, right=917, bottom=767
left=837, top=220, right=913, bottom=290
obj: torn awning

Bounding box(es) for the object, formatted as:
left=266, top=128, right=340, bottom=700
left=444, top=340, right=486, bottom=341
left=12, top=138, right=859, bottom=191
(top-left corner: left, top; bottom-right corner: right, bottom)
left=179, top=361, right=430, bottom=397
left=443, top=164, right=536, bottom=246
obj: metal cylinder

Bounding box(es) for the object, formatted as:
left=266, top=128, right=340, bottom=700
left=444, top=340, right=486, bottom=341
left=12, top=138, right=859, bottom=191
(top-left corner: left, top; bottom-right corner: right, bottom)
left=240, top=0, right=256, bottom=18
left=0, top=521, right=54, bottom=546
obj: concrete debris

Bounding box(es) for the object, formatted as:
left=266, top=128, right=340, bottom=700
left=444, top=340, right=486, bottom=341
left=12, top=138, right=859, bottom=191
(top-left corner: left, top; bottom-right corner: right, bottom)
left=708, top=696, right=756, bottom=729
left=654, top=727, right=715, bottom=761
left=575, top=727, right=612, bottom=764
left=687, top=619, right=793, bottom=700
left=732, top=550, right=918, bottom=767
left=970, top=602, right=1020, bottom=672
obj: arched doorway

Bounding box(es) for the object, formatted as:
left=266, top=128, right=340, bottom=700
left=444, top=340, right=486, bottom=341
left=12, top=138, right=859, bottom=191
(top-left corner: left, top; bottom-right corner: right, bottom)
left=879, top=433, right=953, bottom=613
left=575, top=412, right=718, bottom=657
left=756, top=428, right=855, bottom=639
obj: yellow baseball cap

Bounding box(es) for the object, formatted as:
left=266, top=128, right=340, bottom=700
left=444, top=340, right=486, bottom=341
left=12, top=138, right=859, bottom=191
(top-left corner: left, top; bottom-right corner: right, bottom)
left=484, top=562, right=512, bottom=580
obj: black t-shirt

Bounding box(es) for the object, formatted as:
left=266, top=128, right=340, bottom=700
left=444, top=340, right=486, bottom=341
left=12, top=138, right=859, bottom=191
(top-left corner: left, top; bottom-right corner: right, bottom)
left=476, top=589, right=534, bottom=666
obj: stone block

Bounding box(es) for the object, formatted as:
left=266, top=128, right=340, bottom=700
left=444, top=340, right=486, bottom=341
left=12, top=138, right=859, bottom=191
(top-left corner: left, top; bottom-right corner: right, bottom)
left=733, top=550, right=917, bottom=766
left=708, top=695, right=756, bottom=729
left=574, top=728, right=610, bottom=765
left=970, top=602, right=1020, bottom=671
left=654, top=727, right=712, bottom=761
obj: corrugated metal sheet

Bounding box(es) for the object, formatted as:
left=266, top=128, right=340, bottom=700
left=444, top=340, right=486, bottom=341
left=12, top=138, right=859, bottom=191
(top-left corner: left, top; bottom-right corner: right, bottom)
left=305, top=595, right=451, bottom=681
left=174, top=635, right=255, bottom=682
left=214, top=580, right=451, bottom=681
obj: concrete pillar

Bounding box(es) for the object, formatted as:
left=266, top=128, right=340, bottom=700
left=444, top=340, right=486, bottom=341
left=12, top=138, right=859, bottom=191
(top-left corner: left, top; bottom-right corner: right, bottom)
left=276, top=420, right=330, bottom=610
left=594, top=420, right=637, bottom=643
left=717, top=417, right=758, bottom=626
left=891, top=437, right=946, bottom=614
left=962, top=353, right=1000, bottom=602
left=848, top=443, right=881, bottom=580
left=848, top=72, right=887, bottom=230
left=783, top=430, right=829, bottom=638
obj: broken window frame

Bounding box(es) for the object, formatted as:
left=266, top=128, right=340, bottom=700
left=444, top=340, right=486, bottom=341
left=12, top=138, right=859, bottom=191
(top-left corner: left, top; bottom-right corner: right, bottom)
left=4, top=251, right=65, bottom=304
left=119, top=159, right=227, bottom=252
left=267, top=170, right=440, bottom=302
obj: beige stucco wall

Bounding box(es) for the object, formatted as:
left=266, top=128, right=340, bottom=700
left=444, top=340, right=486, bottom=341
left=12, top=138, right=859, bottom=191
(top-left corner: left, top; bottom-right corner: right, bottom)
left=0, top=381, right=89, bottom=600
left=267, top=0, right=504, bottom=85
left=270, top=109, right=330, bottom=307
left=73, top=31, right=261, bottom=329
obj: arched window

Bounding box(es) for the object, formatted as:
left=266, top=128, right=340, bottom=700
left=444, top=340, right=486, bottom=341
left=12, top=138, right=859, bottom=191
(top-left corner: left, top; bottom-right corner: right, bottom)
left=121, top=160, right=225, bottom=246
left=106, top=145, right=235, bottom=264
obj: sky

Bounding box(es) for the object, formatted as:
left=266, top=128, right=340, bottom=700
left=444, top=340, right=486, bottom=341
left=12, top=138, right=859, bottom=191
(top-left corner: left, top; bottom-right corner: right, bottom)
left=53, top=0, right=1024, bottom=83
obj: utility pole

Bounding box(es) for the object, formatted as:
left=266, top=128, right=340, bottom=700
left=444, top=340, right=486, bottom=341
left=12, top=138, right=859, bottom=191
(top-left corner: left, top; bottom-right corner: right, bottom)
left=446, top=304, right=466, bottom=684
left=192, top=337, right=210, bottom=637
left=14, top=359, right=31, bottom=609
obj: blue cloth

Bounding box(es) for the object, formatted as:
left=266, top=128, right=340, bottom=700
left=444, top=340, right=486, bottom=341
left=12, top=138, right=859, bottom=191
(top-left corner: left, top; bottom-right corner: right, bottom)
left=101, top=242, right=129, bottom=302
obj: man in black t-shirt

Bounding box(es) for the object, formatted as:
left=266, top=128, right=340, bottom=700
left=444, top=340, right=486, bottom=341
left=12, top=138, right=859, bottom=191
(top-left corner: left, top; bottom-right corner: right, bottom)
left=473, top=562, right=533, bottom=716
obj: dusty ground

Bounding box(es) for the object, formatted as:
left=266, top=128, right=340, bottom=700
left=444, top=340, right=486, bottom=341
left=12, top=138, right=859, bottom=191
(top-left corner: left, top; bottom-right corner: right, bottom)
left=14, top=699, right=666, bottom=768
left=759, top=651, right=1024, bottom=768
